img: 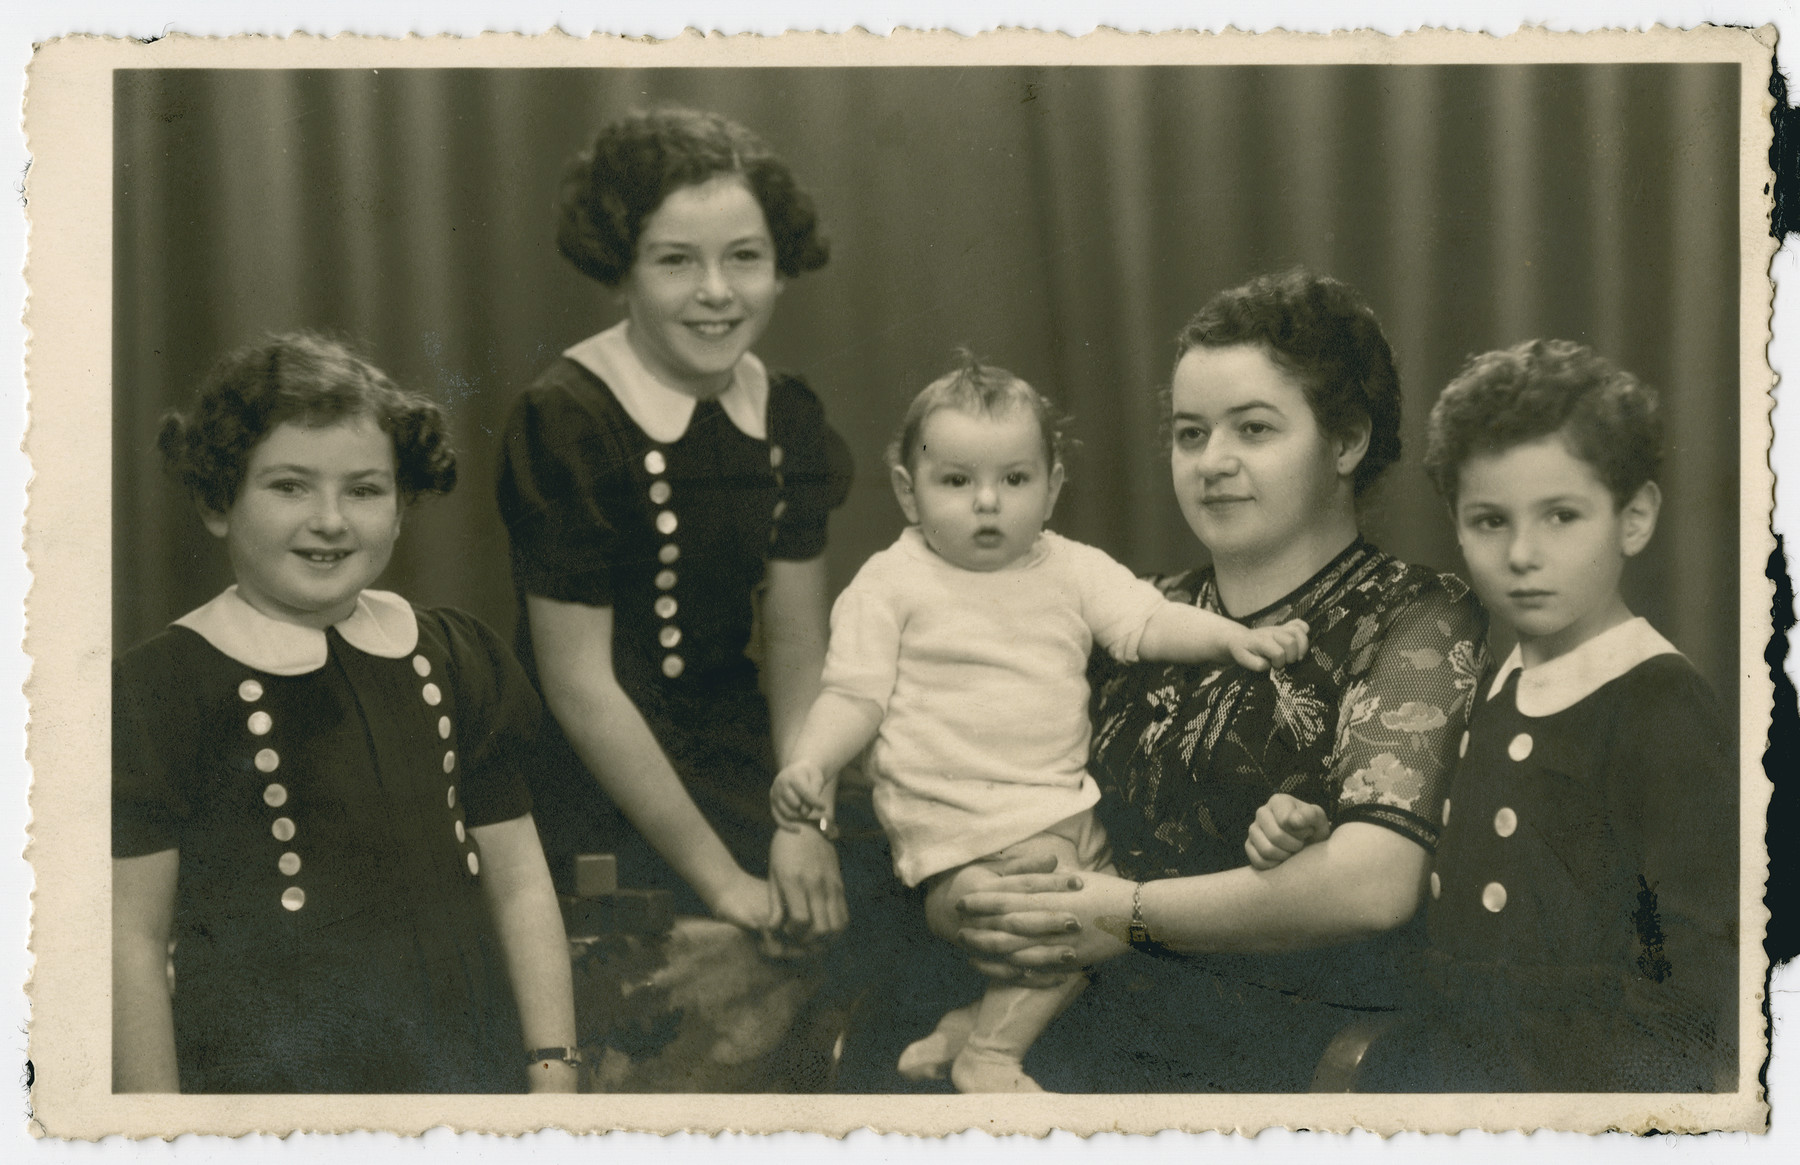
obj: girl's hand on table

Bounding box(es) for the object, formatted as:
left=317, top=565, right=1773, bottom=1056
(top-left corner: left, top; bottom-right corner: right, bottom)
left=709, top=868, right=780, bottom=934
left=766, top=824, right=848, bottom=953
left=1244, top=793, right=1332, bottom=870
left=955, top=868, right=1136, bottom=975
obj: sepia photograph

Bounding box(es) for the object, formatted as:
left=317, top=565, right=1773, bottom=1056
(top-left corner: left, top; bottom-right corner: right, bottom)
left=16, top=17, right=1779, bottom=1141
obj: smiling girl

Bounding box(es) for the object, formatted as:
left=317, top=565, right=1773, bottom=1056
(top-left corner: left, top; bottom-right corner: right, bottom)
left=113, top=334, right=577, bottom=1093
left=496, top=108, right=851, bottom=946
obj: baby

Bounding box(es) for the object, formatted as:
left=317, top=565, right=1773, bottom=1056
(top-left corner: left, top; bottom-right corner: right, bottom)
left=771, top=356, right=1308, bottom=1092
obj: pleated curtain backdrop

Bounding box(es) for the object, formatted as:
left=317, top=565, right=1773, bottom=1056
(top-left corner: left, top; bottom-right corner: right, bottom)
left=114, top=65, right=1743, bottom=718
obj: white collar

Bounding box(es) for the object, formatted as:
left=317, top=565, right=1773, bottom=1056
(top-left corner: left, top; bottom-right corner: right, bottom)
left=173, top=586, right=420, bottom=676
left=1487, top=616, right=1681, bottom=717
left=564, top=320, right=770, bottom=443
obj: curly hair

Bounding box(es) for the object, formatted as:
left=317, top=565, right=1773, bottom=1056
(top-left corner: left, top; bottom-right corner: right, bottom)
left=887, top=350, right=1066, bottom=474
left=1423, top=339, right=1662, bottom=508
left=556, top=106, right=830, bottom=287
left=1175, top=268, right=1403, bottom=496
left=157, top=332, right=457, bottom=513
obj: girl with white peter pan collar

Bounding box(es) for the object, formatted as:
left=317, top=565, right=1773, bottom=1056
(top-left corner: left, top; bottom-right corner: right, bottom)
left=112, top=334, right=578, bottom=1094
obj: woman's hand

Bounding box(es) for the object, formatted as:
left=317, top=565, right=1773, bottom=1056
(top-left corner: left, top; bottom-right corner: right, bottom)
left=1244, top=793, right=1332, bottom=870
left=766, top=824, right=848, bottom=953
left=954, top=868, right=1136, bottom=975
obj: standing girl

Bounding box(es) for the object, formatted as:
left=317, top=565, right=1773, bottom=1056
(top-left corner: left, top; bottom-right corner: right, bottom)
left=112, top=334, right=578, bottom=1093
left=496, top=108, right=852, bottom=944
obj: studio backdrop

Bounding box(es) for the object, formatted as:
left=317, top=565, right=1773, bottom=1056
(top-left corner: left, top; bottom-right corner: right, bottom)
left=114, top=65, right=1743, bottom=717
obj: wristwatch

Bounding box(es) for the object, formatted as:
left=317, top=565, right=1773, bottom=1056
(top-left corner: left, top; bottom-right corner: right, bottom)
left=526, top=1046, right=584, bottom=1068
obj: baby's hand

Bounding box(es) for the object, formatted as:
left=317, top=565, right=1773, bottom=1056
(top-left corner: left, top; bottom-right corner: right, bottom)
left=1244, top=792, right=1332, bottom=870
left=771, top=761, right=831, bottom=830
left=1229, top=618, right=1309, bottom=672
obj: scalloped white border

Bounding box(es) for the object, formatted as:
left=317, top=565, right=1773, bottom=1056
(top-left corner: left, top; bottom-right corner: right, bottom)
left=7, top=7, right=1793, bottom=1153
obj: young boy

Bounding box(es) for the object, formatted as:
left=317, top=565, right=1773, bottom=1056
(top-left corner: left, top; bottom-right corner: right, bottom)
left=1253, top=339, right=1738, bottom=1091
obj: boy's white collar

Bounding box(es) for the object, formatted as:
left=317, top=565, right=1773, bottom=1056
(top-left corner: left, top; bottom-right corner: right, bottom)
left=1487, top=616, right=1681, bottom=717
left=173, top=586, right=419, bottom=675
left=564, top=321, right=770, bottom=443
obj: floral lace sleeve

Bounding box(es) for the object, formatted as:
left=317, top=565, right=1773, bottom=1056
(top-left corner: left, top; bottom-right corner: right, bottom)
left=1329, top=580, right=1488, bottom=850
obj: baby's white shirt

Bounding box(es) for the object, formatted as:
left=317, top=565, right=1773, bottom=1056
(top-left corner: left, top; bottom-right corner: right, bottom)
left=822, top=528, right=1169, bottom=885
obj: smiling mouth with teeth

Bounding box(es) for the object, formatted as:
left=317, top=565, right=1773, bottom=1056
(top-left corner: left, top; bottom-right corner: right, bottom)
left=687, top=321, right=738, bottom=337
left=297, top=550, right=352, bottom=564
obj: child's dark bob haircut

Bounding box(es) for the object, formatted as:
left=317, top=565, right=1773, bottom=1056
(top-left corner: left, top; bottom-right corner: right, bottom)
left=888, top=350, right=1066, bottom=474
left=158, top=332, right=457, bottom=514
left=1176, top=268, right=1403, bottom=497
left=557, top=106, right=831, bottom=288
left=1423, top=338, right=1662, bottom=508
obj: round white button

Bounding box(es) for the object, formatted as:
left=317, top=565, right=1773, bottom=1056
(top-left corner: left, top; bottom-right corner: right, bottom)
left=254, top=748, right=280, bottom=773
left=772, top=499, right=788, bottom=520
left=644, top=450, right=667, bottom=475
left=278, top=851, right=301, bottom=876
left=238, top=679, right=264, bottom=703
left=263, top=783, right=288, bottom=808
left=413, top=655, right=431, bottom=677
left=438, top=715, right=452, bottom=740
left=271, top=817, right=296, bottom=842
left=655, top=569, right=677, bottom=590
left=443, top=751, right=456, bottom=774
left=446, top=785, right=457, bottom=809
left=655, top=510, right=678, bottom=536
left=454, top=820, right=466, bottom=842
left=658, top=543, right=680, bottom=564
left=467, top=852, right=481, bottom=876
left=1458, top=730, right=1470, bottom=758
left=658, top=625, right=682, bottom=649
left=1441, top=799, right=1451, bottom=827
left=1507, top=733, right=1533, bottom=762
left=648, top=481, right=672, bottom=505
left=422, top=683, right=442, bottom=706
left=1494, top=807, right=1518, bottom=838
left=1481, top=882, right=1508, bottom=912
left=247, top=710, right=273, bottom=736
left=281, top=886, right=306, bottom=912
left=662, top=654, right=685, bottom=678
left=1429, top=871, right=1441, bottom=899
left=654, top=596, right=678, bottom=619
left=769, top=445, right=784, bottom=468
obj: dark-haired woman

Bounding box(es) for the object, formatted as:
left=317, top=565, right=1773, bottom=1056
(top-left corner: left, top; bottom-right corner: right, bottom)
left=953, top=271, right=1490, bottom=1092
left=113, top=333, right=577, bottom=1093
left=496, top=109, right=852, bottom=945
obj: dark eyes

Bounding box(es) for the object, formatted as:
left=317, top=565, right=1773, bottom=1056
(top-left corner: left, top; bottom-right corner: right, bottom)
left=1004, top=471, right=1032, bottom=486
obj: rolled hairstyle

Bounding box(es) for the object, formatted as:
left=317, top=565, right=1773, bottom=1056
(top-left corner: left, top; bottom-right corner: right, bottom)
left=556, top=106, right=830, bottom=287
left=158, top=331, right=456, bottom=513
left=1177, top=268, right=1403, bottom=496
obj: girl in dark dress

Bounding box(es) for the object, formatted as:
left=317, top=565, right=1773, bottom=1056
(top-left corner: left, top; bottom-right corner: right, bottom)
left=112, top=334, right=578, bottom=1094
left=496, top=109, right=852, bottom=944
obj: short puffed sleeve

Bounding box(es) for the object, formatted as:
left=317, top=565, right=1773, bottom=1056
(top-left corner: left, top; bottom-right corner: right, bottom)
left=766, top=373, right=853, bottom=562
left=113, top=632, right=204, bottom=858
left=495, top=365, right=633, bottom=607
left=431, top=608, right=541, bottom=829
left=1330, top=578, right=1489, bottom=850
